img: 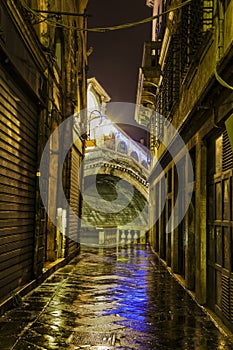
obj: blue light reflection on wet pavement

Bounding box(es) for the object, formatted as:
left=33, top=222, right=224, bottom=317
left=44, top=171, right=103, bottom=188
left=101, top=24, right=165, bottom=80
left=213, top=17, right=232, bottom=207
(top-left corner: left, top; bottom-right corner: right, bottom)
left=0, top=245, right=233, bottom=349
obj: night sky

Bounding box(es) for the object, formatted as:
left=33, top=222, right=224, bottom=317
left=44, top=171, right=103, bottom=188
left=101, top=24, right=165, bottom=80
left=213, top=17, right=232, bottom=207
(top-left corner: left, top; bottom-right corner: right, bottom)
left=87, top=0, right=151, bottom=103
left=86, top=1, right=151, bottom=143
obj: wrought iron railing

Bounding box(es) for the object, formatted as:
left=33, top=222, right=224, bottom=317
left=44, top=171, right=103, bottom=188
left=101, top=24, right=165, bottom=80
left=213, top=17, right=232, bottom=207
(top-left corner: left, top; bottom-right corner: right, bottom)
left=180, top=0, right=214, bottom=75
left=158, top=41, right=174, bottom=119
left=157, top=0, right=214, bottom=122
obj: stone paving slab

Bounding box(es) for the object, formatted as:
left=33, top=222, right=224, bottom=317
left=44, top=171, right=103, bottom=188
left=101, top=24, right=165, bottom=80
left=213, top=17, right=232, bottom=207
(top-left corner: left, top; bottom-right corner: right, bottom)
left=0, top=246, right=233, bottom=349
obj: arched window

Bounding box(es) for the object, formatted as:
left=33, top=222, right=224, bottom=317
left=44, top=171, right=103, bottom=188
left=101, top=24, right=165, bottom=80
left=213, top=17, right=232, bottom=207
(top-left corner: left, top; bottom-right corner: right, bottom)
left=130, top=151, right=139, bottom=162
left=117, top=141, right=127, bottom=154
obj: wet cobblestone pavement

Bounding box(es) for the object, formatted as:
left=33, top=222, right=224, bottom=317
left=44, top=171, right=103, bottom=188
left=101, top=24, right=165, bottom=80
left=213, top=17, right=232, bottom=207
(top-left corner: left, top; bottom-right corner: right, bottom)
left=0, top=246, right=233, bottom=349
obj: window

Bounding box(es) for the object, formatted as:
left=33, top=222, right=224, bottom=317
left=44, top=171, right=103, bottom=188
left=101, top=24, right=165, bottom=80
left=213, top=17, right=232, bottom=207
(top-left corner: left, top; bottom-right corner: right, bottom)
left=117, top=141, right=127, bottom=154
left=55, top=28, right=62, bottom=70
left=131, top=151, right=139, bottom=162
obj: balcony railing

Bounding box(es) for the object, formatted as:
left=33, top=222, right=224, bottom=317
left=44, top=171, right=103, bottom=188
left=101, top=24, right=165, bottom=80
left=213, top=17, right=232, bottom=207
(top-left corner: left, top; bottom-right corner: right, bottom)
left=180, top=0, right=213, bottom=76
left=142, top=41, right=161, bottom=83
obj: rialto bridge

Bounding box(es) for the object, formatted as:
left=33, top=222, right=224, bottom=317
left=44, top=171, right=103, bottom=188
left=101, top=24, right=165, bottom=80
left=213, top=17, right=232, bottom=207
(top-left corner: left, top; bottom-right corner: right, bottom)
left=80, top=109, right=150, bottom=248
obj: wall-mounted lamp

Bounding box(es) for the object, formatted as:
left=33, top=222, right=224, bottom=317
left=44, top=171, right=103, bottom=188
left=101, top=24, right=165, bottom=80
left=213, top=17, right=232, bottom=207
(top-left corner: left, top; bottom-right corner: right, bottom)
left=87, top=109, right=103, bottom=140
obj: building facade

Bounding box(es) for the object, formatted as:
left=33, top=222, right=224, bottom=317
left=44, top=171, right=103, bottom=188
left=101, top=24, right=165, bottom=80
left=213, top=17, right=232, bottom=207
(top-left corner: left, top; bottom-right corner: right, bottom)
left=0, top=0, right=88, bottom=310
left=136, top=0, right=233, bottom=332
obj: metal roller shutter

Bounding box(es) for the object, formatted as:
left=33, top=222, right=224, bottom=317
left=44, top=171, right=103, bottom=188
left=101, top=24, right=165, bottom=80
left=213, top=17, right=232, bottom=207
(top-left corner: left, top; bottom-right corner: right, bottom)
left=67, top=147, right=82, bottom=254
left=0, top=66, right=38, bottom=300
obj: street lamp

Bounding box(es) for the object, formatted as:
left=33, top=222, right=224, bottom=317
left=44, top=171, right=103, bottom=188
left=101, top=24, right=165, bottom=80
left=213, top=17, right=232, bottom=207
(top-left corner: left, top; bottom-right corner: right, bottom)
left=88, top=109, right=103, bottom=138
left=85, top=109, right=103, bottom=149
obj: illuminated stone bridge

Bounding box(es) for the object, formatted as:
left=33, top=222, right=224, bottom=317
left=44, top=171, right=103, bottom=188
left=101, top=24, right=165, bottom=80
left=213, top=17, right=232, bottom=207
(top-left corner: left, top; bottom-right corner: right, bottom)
left=80, top=112, right=150, bottom=248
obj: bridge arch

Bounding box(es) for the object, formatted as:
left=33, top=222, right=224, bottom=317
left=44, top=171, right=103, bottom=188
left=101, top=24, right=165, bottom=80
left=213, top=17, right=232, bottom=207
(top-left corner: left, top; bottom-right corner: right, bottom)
left=81, top=171, right=149, bottom=238
left=84, top=160, right=149, bottom=200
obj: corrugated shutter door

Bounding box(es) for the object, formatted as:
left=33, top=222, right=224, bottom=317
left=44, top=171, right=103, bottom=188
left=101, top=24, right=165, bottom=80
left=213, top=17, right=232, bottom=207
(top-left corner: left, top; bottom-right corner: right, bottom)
left=68, top=147, right=82, bottom=254
left=0, top=67, right=38, bottom=300
left=222, top=130, right=233, bottom=172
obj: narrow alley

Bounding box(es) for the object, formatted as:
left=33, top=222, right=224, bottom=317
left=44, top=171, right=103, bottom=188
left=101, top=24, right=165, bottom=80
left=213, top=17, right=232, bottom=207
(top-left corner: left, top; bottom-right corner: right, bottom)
left=2, top=0, right=233, bottom=344
left=0, top=245, right=232, bottom=350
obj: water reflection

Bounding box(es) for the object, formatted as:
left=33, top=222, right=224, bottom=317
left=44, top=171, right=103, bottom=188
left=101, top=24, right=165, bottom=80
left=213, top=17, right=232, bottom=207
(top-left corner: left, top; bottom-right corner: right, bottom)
left=81, top=245, right=233, bottom=349
left=1, top=245, right=233, bottom=349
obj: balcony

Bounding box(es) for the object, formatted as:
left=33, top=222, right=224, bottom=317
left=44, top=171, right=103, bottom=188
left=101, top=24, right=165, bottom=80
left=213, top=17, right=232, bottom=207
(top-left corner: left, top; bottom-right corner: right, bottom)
left=141, top=41, right=162, bottom=84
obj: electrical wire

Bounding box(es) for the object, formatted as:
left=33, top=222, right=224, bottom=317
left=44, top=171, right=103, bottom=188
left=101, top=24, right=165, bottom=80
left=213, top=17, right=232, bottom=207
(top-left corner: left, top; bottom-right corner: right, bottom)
left=22, top=0, right=233, bottom=92
left=84, top=0, right=192, bottom=32
left=214, top=66, right=233, bottom=91
left=22, top=0, right=192, bottom=32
